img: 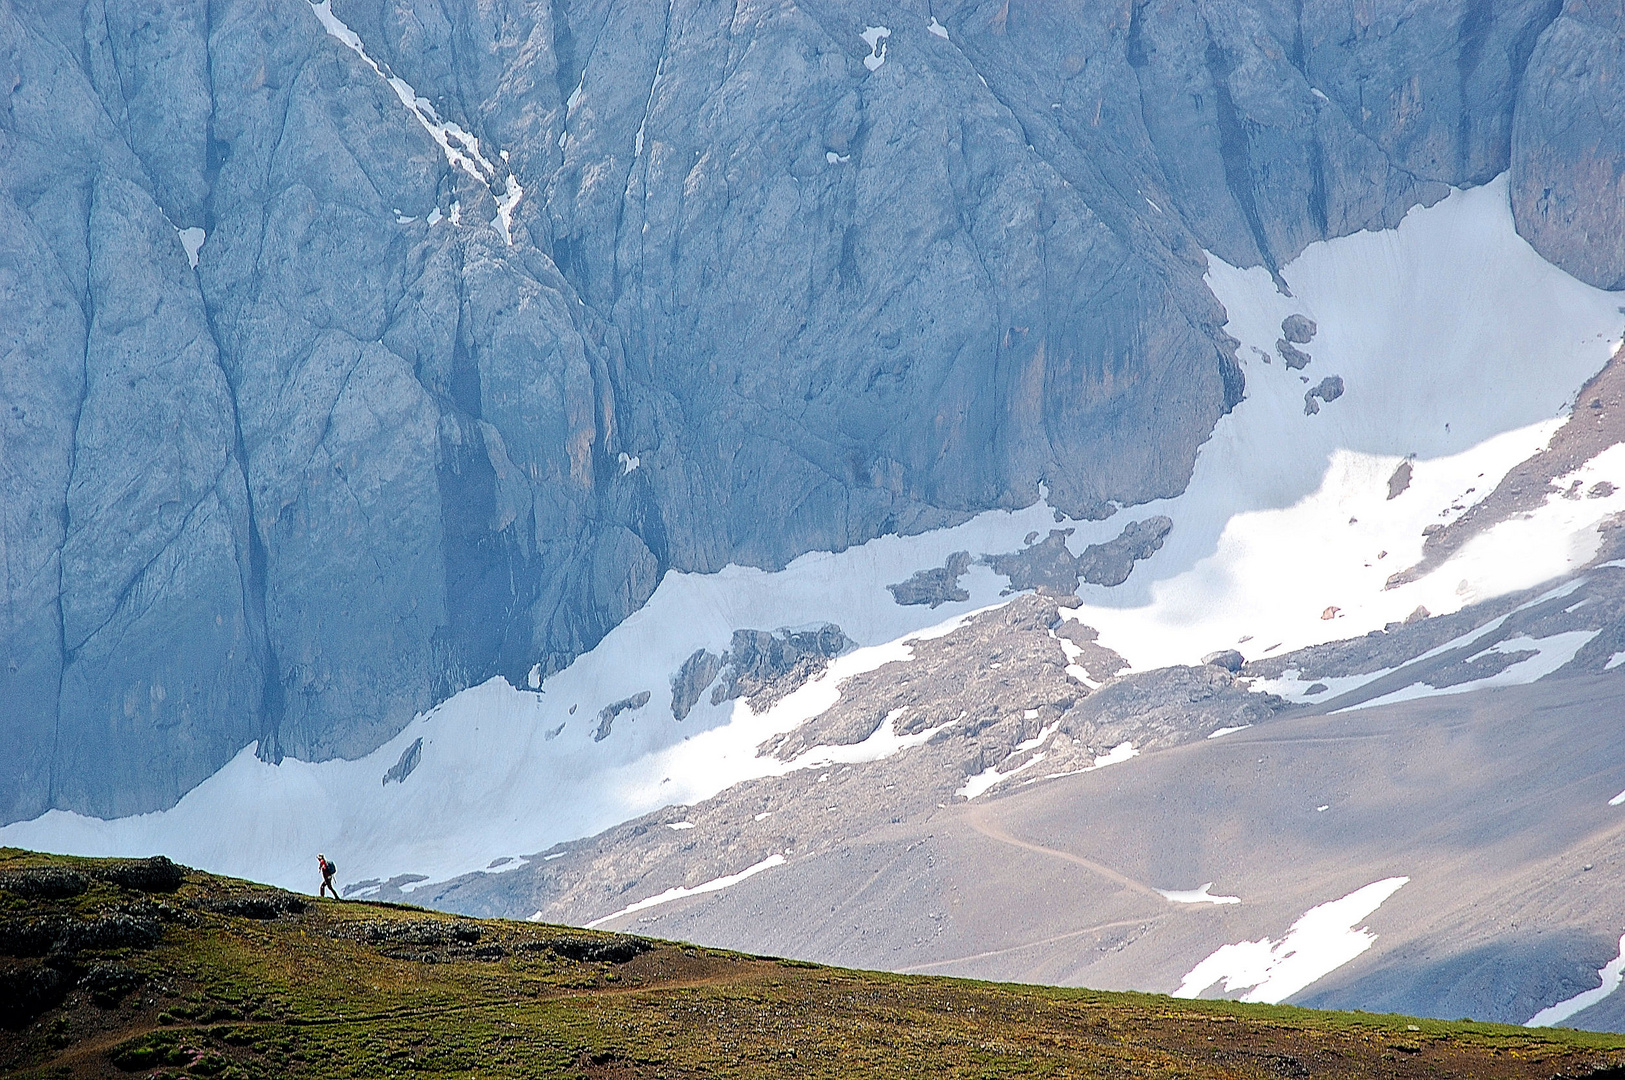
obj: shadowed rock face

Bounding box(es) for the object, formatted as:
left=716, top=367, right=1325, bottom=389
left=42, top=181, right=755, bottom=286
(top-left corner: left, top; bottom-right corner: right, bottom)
left=0, top=0, right=1615, bottom=821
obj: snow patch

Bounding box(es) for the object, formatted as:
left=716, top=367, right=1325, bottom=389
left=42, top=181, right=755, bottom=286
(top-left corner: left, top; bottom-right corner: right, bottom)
left=1526, top=932, right=1625, bottom=1027
left=1346, top=629, right=1599, bottom=712
left=1252, top=668, right=1393, bottom=705
left=176, top=227, right=204, bottom=268
left=1207, top=725, right=1251, bottom=739
left=1174, top=877, right=1409, bottom=1003
left=927, top=16, right=949, bottom=39
left=860, top=25, right=891, bottom=71
left=958, top=722, right=1060, bottom=799
left=1159, top=883, right=1241, bottom=906
left=586, top=853, right=786, bottom=928
left=1610, top=789, right=1625, bottom=807
left=786, top=708, right=952, bottom=773
left=1092, top=741, right=1138, bottom=769
left=1043, top=741, right=1138, bottom=781
left=617, top=452, right=640, bottom=475
left=666, top=821, right=694, bottom=830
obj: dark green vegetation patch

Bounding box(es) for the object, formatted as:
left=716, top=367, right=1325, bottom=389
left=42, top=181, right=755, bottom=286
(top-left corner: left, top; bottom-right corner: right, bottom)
left=1, top=848, right=1622, bottom=1079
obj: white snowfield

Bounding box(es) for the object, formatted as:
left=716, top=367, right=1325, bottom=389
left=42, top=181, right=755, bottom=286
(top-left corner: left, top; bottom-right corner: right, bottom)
left=6, top=176, right=1625, bottom=906
left=1174, top=877, right=1410, bottom=1003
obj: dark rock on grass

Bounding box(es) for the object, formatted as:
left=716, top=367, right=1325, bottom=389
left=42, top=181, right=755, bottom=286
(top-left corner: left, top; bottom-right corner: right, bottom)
left=1, top=907, right=163, bottom=958
left=80, top=959, right=145, bottom=1006
left=1281, top=315, right=1318, bottom=344
left=57, top=911, right=163, bottom=952
left=547, top=934, right=652, bottom=964
left=0, top=918, right=65, bottom=958
left=0, top=867, right=89, bottom=900
left=0, top=959, right=73, bottom=1029
left=888, top=551, right=973, bottom=608
left=334, top=919, right=482, bottom=947
left=198, top=892, right=308, bottom=919
left=89, top=856, right=186, bottom=893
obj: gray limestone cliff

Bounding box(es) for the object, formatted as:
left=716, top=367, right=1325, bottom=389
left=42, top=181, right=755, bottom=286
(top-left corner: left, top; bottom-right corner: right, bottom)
left=1, top=0, right=1620, bottom=822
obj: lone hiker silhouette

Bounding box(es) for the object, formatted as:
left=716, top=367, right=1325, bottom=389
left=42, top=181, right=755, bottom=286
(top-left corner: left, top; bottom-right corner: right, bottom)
left=317, top=854, right=339, bottom=899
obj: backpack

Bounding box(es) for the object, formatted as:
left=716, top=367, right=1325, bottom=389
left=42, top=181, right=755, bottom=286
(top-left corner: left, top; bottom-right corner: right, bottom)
left=324, top=860, right=337, bottom=878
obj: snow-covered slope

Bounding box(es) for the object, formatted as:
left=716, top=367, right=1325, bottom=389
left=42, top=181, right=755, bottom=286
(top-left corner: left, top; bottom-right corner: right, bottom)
left=7, top=176, right=1623, bottom=903
left=1065, top=174, right=1624, bottom=667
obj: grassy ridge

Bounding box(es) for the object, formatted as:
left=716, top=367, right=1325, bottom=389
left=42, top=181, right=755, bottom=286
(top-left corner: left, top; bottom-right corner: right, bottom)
left=1, top=848, right=1621, bottom=1079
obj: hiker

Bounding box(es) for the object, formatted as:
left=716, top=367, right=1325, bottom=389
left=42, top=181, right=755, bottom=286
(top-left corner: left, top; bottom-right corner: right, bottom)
left=317, top=853, right=339, bottom=899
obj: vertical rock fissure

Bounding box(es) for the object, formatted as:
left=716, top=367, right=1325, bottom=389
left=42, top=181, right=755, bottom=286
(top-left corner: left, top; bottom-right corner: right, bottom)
left=48, top=260, right=95, bottom=808
left=1290, top=0, right=1306, bottom=72
left=1454, top=0, right=1492, bottom=180
left=1308, top=130, right=1328, bottom=234
left=1202, top=30, right=1278, bottom=280
left=550, top=0, right=579, bottom=109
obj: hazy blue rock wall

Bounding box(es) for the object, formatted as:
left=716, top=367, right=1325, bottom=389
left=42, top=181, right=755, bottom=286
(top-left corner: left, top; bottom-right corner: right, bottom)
left=1, top=0, right=1617, bottom=821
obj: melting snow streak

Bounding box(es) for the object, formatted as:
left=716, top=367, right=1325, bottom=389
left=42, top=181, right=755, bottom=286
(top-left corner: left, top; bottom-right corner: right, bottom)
left=1174, top=877, right=1408, bottom=1003
left=307, top=1, right=522, bottom=243
left=1527, top=933, right=1625, bottom=1027
left=585, top=853, right=786, bottom=928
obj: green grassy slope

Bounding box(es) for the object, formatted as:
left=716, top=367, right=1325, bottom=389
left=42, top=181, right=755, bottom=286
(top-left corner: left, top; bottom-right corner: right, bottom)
left=2, top=849, right=1622, bottom=1080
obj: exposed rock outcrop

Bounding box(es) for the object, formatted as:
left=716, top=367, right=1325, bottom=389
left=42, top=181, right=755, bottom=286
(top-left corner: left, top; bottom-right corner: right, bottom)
left=888, top=552, right=973, bottom=608
left=1078, top=517, right=1174, bottom=587
left=1303, top=375, right=1345, bottom=414
left=711, top=626, right=851, bottom=714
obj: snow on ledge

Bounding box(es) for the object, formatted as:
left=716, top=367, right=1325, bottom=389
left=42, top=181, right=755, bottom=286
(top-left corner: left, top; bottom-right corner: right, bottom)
left=860, top=26, right=890, bottom=71
left=176, top=226, right=205, bottom=268
left=1158, top=882, right=1241, bottom=906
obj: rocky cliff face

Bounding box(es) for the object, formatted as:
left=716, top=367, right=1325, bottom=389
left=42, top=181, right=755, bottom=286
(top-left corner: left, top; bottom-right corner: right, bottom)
left=1, top=0, right=1619, bottom=823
